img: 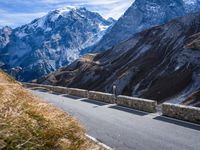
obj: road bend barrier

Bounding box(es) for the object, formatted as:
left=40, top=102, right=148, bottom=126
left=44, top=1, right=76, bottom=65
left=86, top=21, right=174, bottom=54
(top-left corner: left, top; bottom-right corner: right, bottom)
left=67, top=88, right=88, bottom=98
left=88, top=91, right=115, bottom=103
left=23, top=83, right=88, bottom=97
left=23, top=83, right=157, bottom=113
left=23, top=83, right=200, bottom=124
left=23, top=83, right=51, bottom=89
left=116, top=95, right=157, bottom=113
left=162, top=103, right=200, bottom=124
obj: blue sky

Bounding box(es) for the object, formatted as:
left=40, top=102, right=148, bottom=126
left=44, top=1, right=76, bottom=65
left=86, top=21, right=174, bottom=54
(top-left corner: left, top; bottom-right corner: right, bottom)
left=0, top=0, right=134, bottom=28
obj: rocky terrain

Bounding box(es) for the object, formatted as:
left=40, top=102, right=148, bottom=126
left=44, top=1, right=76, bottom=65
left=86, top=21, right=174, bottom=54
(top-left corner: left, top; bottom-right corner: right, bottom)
left=0, top=7, right=114, bottom=81
left=1, top=0, right=200, bottom=83
left=94, top=0, right=200, bottom=52
left=183, top=90, right=200, bottom=107
left=39, top=12, right=200, bottom=105
left=182, top=32, right=200, bottom=107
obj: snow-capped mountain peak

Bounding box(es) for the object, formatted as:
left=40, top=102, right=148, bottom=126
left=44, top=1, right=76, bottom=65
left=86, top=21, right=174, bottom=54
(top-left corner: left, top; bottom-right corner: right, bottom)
left=55, top=6, right=77, bottom=13
left=0, top=7, right=115, bottom=81
left=94, top=0, right=200, bottom=52
left=48, top=6, right=81, bottom=22
left=20, top=6, right=114, bottom=33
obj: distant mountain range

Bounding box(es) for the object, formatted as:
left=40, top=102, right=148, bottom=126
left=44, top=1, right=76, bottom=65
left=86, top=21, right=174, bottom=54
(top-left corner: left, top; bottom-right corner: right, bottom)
left=94, top=0, right=200, bottom=52
left=1, top=0, right=200, bottom=82
left=39, top=11, right=200, bottom=106
left=0, top=7, right=115, bottom=81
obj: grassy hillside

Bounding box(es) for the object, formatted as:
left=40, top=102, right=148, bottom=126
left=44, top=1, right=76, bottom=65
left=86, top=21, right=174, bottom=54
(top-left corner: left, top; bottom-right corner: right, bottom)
left=0, top=71, right=103, bottom=150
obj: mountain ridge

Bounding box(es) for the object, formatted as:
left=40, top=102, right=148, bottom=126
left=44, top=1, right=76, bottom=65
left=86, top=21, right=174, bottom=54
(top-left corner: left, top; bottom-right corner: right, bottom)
left=38, top=11, right=200, bottom=105
left=0, top=7, right=115, bottom=81
left=94, top=0, right=200, bottom=52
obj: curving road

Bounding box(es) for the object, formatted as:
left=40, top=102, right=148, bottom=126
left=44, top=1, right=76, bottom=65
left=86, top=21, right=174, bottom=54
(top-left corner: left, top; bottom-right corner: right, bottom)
left=31, top=89, right=200, bottom=150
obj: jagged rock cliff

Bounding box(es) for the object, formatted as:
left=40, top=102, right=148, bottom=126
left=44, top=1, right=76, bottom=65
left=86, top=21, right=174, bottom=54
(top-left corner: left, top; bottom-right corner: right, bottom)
left=0, top=7, right=114, bottom=81
left=94, top=0, right=200, bottom=52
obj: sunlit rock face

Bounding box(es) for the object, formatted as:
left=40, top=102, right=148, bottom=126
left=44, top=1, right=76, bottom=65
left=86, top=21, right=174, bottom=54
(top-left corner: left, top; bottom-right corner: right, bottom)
left=94, top=0, right=200, bottom=52
left=0, top=7, right=115, bottom=81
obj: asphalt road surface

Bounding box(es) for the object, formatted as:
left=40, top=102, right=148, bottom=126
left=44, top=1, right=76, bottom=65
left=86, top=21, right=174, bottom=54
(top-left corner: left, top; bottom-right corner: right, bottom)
left=31, top=89, right=200, bottom=150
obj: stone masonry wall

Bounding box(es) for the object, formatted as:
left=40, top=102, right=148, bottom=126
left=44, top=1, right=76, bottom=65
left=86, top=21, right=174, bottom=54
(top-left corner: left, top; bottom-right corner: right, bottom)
left=117, top=95, right=157, bottom=113
left=162, top=103, right=200, bottom=124
left=67, top=88, right=88, bottom=98
left=88, top=91, right=115, bottom=103
left=24, top=83, right=200, bottom=124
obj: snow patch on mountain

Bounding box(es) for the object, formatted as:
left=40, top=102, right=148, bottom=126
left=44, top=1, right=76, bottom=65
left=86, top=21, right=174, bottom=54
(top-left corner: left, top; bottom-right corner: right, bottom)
left=0, top=7, right=115, bottom=81
left=94, top=0, right=200, bottom=52
left=184, top=0, right=197, bottom=4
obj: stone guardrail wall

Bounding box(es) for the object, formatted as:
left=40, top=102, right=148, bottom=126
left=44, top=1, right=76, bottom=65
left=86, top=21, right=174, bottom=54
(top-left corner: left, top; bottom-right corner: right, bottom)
left=24, top=83, right=157, bottom=113
left=67, top=88, right=88, bottom=98
left=117, top=95, right=157, bottom=113
left=23, top=83, right=50, bottom=89
left=24, top=83, right=88, bottom=98
left=162, top=103, right=200, bottom=124
left=88, top=91, right=115, bottom=104
left=24, top=83, right=200, bottom=124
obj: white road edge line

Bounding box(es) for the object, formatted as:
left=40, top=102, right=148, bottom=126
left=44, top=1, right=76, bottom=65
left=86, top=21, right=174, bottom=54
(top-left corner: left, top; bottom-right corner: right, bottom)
left=85, top=134, right=113, bottom=150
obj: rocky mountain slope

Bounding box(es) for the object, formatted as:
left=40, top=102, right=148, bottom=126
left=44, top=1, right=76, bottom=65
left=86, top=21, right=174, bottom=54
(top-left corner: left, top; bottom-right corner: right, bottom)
left=0, top=7, right=114, bottom=81
left=39, top=12, right=200, bottom=105
left=94, top=0, right=200, bottom=52
left=0, top=26, right=12, bottom=49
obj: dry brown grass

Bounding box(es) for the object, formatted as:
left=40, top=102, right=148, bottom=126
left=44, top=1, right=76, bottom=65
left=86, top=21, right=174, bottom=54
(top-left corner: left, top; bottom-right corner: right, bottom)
left=0, top=70, right=104, bottom=150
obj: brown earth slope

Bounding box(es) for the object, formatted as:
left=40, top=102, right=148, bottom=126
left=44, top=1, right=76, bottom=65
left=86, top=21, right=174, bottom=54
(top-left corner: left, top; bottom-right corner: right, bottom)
left=0, top=70, right=103, bottom=150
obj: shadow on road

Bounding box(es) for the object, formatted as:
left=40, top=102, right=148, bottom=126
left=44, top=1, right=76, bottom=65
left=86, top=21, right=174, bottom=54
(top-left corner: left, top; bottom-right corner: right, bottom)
left=109, top=105, right=148, bottom=116
left=50, top=92, right=63, bottom=95
left=62, top=94, right=81, bottom=100
left=81, top=99, right=107, bottom=106
left=154, top=116, right=200, bottom=131
left=34, top=89, right=49, bottom=92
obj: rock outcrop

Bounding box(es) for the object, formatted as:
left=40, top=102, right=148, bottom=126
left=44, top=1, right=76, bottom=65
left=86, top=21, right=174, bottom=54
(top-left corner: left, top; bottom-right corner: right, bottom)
left=94, top=0, right=200, bottom=52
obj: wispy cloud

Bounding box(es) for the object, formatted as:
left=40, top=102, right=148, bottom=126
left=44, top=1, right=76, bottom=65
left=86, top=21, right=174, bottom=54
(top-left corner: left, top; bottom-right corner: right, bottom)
left=0, top=0, right=134, bottom=28
left=0, top=9, right=46, bottom=28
